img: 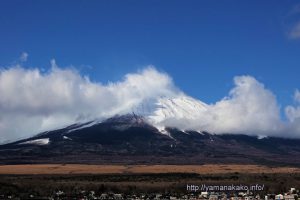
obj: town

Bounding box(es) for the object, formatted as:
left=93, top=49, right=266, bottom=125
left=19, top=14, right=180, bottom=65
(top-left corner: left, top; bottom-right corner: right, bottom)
left=0, top=187, right=298, bottom=200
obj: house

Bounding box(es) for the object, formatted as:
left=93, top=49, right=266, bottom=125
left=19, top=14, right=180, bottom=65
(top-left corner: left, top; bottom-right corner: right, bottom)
left=275, top=194, right=284, bottom=200
left=114, top=193, right=123, bottom=200
left=99, top=193, right=108, bottom=200
left=209, top=194, right=218, bottom=200
left=284, top=194, right=295, bottom=200
left=290, top=188, right=296, bottom=194
left=201, top=192, right=208, bottom=198
left=245, top=195, right=254, bottom=200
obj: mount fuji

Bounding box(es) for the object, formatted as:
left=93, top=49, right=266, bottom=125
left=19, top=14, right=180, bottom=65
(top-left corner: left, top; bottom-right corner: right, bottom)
left=1, top=95, right=300, bottom=166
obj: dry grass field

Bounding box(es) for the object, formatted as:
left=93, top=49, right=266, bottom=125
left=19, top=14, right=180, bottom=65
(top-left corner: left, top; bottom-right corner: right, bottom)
left=0, top=164, right=300, bottom=174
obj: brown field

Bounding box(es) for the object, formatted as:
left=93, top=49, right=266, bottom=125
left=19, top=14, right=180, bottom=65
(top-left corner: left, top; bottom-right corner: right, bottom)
left=0, top=164, right=300, bottom=174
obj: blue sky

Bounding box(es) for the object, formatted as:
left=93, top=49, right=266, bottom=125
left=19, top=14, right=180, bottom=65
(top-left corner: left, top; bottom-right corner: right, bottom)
left=1, top=0, right=300, bottom=106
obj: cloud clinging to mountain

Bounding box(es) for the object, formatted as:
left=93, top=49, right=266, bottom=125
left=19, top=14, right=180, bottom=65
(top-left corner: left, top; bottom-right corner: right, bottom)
left=205, top=76, right=283, bottom=135
left=0, top=63, right=177, bottom=142
left=0, top=62, right=299, bottom=142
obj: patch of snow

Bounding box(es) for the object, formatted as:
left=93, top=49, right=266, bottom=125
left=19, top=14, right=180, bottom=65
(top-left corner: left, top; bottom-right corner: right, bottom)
left=196, top=131, right=204, bottom=135
left=181, top=130, right=189, bottom=134
left=66, top=120, right=101, bottom=133
left=156, top=126, right=168, bottom=134
left=63, top=136, right=72, bottom=140
left=19, top=138, right=50, bottom=145
left=257, top=135, right=267, bottom=139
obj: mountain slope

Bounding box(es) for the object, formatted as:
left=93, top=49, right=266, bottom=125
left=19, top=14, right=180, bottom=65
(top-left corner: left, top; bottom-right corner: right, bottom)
left=1, top=114, right=300, bottom=166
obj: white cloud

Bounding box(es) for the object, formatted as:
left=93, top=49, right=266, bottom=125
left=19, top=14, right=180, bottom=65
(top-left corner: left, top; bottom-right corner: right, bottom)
left=0, top=64, right=177, bottom=142
left=289, top=21, right=300, bottom=39
left=0, top=63, right=300, bottom=142
left=285, top=90, right=300, bottom=137
left=294, top=89, right=300, bottom=103
left=285, top=106, right=300, bottom=122
left=285, top=4, right=300, bottom=39
left=205, top=76, right=283, bottom=136
left=20, top=52, right=29, bottom=62
left=290, top=4, right=300, bottom=15
left=285, top=90, right=300, bottom=125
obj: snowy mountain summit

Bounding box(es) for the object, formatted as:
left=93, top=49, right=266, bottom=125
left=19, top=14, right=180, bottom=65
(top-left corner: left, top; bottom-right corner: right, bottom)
left=133, top=95, right=209, bottom=134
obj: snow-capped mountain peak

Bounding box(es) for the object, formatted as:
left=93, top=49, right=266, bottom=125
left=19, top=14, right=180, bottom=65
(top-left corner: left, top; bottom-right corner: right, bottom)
left=132, top=95, right=209, bottom=133
left=148, top=95, right=208, bottom=122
